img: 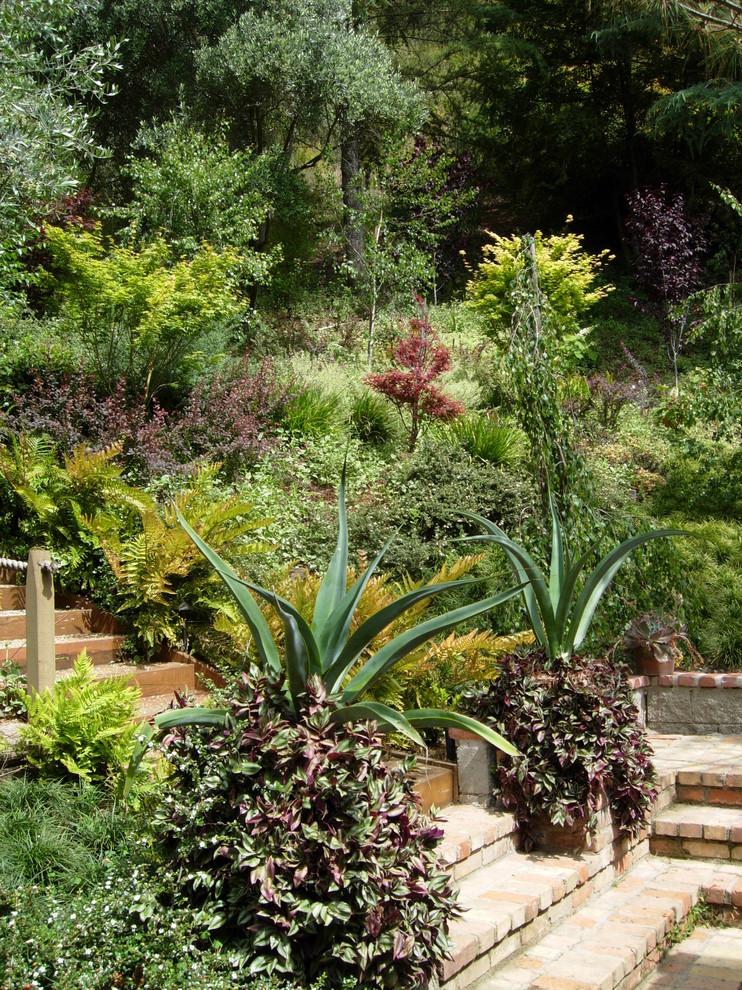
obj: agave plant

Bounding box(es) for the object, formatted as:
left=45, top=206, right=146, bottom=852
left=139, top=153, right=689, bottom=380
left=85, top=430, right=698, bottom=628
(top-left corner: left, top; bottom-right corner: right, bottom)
left=126, top=473, right=524, bottom=794
left=461, top=498, right=686, bottom=666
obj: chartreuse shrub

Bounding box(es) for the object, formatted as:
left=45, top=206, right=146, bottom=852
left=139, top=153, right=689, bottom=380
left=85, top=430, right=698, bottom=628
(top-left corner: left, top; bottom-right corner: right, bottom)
left=22, top=652, right=140, bottom=785
left=464, top=654, right=658, bottom=849
left=466, top=223, right=613, bottom=340
left=153, top=671, right=458, bottom=986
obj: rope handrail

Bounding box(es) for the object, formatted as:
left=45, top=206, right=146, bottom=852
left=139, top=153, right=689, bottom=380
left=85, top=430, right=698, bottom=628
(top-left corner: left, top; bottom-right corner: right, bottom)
left=0, top=555, right=60, bottom=574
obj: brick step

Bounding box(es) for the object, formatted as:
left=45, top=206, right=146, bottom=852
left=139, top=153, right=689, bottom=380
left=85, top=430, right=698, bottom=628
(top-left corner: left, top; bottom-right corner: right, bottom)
left=411, top=762, right=456, bottom=814
left=651, top=803, right=742, bottom=862
left=438, top=805, right=520, bottom=882
left=0, top=585, right=24, bottom=609
left=461, top=857, right=742, bottom=990
left=56, top=659, right=196, bottom=698
left=440, top=826, right=650, bottom=988
left=640, top=926, right=742, bottom=990
left=1, top=633, right=127, bottom=667
left=674, top=767, right=742, bottom=808
left=0, top=607, right=96, bottom=640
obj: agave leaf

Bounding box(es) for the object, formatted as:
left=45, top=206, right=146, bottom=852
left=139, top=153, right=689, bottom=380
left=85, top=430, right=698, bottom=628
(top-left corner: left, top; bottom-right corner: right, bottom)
left=329, top=702, right=426, bottom=748
left=565, top=529, right=688, bottom=656
left=458, top=510, right=550, bottom=651
left=324, top=577, right=485, bottom=694
left=341, top=584, right=528, bottom=702
left=272, top=595, right=312, bottom=712
left=464, top=530, right=557, bottom=658
left=553, top=541, right=601, bottom=643
left=311, top=466, right=348, bottom=655
left=154, top=707, right=230, bottom=729
left=404, top=709, right=519, bottom=757
left=548, top=492, right=566, bottom=614
left=216, top=571, right=321, bottom=676
left=321, top=534, right=396, bottom=670
left=176, top=508, right=281, bottom=677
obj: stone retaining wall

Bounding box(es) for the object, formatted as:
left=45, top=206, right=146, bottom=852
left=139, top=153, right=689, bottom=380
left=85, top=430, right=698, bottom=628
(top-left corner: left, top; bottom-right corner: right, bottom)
left=628, top=672, right=742, bottom=735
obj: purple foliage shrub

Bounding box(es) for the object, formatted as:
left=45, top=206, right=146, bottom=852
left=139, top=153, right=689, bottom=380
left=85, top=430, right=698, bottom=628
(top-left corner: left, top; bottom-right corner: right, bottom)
left=154, top=670, right=459, bottom=987
left=3, top=354, right=291, bottom=479
left=169, top=355, right=292, bottom=476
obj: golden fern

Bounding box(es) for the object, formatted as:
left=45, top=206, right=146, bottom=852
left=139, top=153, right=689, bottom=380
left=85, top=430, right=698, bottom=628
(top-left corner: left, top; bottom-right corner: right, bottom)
left=225, top=555, right=528, bottom=708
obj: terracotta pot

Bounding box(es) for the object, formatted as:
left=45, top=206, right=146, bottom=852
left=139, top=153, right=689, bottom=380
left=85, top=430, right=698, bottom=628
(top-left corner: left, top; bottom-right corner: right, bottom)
left=630, top=649, right=676, bottom=677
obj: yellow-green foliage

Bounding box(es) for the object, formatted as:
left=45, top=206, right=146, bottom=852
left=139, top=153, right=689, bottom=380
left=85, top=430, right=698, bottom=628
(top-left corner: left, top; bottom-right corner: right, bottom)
left=0, top=436, right=154, bottom=585
left=217, top=554, right=533, bottom=707
left=21, top=651, right=140, bottom=785
left=86, top=463, right=272, bottom=649
left=43, top=224, right=244, bottom=400
left=466, top=222, right=614, bottom=338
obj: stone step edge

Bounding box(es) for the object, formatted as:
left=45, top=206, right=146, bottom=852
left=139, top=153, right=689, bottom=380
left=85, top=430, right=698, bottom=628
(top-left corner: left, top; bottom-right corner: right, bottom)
left=651, top=801, right=742, bottom=862
left=435, top=767, right=676, bottom=886
left=448, top=859, right=742, bottom=990
left=441, top=824, right=650, bottom=988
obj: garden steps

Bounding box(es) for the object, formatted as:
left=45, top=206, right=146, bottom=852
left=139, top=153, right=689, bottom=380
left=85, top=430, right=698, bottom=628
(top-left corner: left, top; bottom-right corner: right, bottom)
left=56, top=658, right=197, bottom=698
left=438, top=805, right=651, bottom=989
left=651, top=804, right=742, bottom=862
left=0, top=631, right=128, bottom=668
left=0, top=606, right=100, bottom=641
left=455, top=857, right=742, bottom=990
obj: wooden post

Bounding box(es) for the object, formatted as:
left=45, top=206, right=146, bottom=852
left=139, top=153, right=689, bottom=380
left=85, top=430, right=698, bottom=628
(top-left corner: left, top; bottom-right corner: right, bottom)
left=26, top=549, right=55, bottom=695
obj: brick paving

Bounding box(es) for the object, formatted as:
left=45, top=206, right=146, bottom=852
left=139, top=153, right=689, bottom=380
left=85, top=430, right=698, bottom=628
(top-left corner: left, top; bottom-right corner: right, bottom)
left=463, top=859, right=742, bottom=990
left=438, top=734, right=742, bottom=990
left=639, top=927, right=742, bottom=990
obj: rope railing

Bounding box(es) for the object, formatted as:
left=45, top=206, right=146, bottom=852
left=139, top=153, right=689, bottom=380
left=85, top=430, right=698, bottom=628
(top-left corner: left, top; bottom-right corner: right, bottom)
left=0, top=555, right=60, bottom=574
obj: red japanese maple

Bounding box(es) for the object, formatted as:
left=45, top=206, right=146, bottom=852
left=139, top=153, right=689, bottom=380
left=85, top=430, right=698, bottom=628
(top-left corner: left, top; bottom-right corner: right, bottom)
left=366, top=302, right=464, bottom=450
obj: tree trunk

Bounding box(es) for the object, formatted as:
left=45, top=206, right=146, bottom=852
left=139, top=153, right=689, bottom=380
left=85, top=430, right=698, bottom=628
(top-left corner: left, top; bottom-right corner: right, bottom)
left=341, top=127, right=364, bottom=272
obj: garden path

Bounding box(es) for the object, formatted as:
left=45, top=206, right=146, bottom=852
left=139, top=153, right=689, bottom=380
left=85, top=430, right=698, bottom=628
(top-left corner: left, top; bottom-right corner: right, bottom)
left=639, top=926, right=742, bottom=990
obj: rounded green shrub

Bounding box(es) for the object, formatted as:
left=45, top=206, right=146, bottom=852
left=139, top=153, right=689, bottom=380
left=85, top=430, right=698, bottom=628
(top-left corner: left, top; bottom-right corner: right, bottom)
left=349, top=389, right=398, bottom=446
left=154, top=670, right=459, bottom=987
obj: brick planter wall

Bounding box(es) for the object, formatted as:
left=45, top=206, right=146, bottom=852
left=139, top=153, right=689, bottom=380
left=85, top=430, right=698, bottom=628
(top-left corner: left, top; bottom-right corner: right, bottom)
left=628, top=672, right=742, bottom=734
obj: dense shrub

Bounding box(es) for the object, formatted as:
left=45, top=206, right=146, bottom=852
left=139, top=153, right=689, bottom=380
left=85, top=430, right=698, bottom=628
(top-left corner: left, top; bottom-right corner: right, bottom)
left=652, top=442, right=742, bottom=521
left=464, top=652, right=658, bottom=850
left=5, top=354, right=292, bottom=480
left=292, top=440, right=536, bottom=577
left=0, top=872, right=351, bottom=990
left=169, top=355, right=293, bottom=477
left=5, top=369, right=176, bottom=476
left=154, top=670, right=459, bottom=987
left=668, top=518, right=742, bottom=670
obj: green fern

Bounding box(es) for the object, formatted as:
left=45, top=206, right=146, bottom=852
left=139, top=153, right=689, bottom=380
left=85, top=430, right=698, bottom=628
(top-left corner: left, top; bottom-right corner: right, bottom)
left=21, top=651, right=141, bottom=786
left=85, top=463, right=272, bottom=650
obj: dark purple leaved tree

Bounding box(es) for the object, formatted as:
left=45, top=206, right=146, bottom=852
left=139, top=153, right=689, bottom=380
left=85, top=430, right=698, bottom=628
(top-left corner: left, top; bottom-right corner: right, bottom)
left=625, top=186, right=707, bottom=392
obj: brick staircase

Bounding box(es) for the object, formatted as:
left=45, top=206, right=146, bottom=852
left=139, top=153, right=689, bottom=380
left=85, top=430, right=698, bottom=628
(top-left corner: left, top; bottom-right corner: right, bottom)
left=0, top=576, right=202, bottom=718
left=433, top=734, right=742, bottom=990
